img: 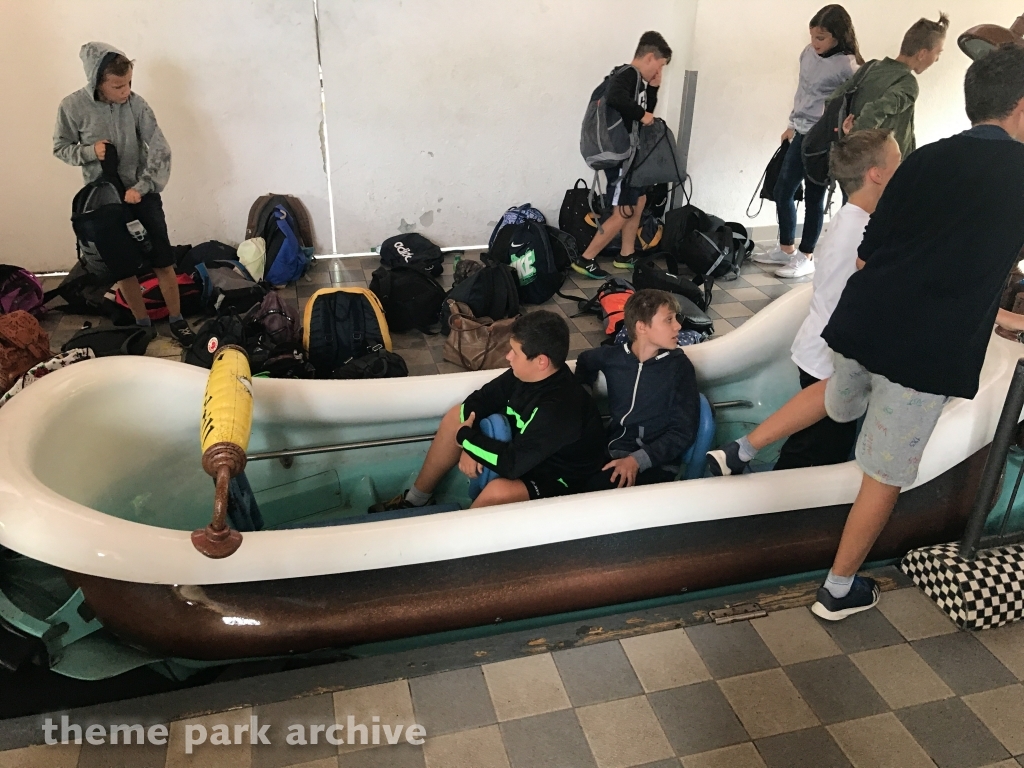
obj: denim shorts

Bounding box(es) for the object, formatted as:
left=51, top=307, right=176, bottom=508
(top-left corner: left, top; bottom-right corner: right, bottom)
left=825, top=352, right=948, bottom=487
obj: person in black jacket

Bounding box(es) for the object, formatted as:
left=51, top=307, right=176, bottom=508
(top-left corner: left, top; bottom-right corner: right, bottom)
left=576, top=290, right=700, bottom=488
left=371, top=311, right=605, bottom=510
left=571, top=31, right=672, bottom=279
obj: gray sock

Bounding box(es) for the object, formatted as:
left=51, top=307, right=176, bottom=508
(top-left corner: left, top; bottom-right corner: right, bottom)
left=737, top=435, right=758, bottom=463
left=404, top=485, right=432, bottom=507
left=168, top=314, right=184, bottom=324
left=135, top=316, right=152, bottom=327
left=824, top=570, right=854, bottom=599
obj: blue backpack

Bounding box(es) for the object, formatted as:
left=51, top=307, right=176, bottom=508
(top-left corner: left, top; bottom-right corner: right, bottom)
left=488, top=204, right=546, bottom=249
left=263, top=205, right=310, bottom=285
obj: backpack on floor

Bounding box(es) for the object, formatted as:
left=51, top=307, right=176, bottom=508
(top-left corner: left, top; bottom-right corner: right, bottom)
left=113, top=271, right=203, bottom=321
left=488, top=221, right=569, bottom=305
left=246, top=291, right=301, bottom=348
left=581, top=65, right=640, bottom=171
left=177, top=240, right=239, bottom=275
left=194, top=260, right=267, bottom=315
left=559, top=179, right=602, bottom=254
left=61, top=322, right=152, bottom=357
left=182, top=314, right=248, bottom=368
left=664, top=205, right=751, bottom=282
left=575, top=278, right=635, bottom=335
left=453, top=258, right=485, bottom=286
left=0, top=311, right=52, bottom=395
left=632, top=258, right=711, bottom=311
left=0, top=266, right=45, bottom=317
left=803, top=60, right=879, bottom=187
left=440, top=261, right=519, bottom=336
left=261, top=205, right=310, bottom=285
left=369, top=265, right=446, bottom=333
left=332, top=346, right=408, bottom=379
left=246, top=194, right=315, bottom=246
left=42, top=261, right=117, bottom=317
left=488, top=204, right=547, bottom=249
left=379, top=234, right=444, bottom=277
left=303, top=287, right=391, bottom=376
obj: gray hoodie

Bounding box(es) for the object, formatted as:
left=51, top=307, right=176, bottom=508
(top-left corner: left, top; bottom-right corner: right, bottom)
left=788, top=45, right=858, bottom=135
left=53, top=42, right=171, bottom=196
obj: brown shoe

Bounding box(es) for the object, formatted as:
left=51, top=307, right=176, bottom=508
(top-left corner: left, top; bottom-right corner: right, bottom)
left=368, top=491, right=433, bottom=514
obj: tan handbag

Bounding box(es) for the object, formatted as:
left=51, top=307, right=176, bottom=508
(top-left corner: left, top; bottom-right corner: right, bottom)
left=443, top=300, right=516, bottom=371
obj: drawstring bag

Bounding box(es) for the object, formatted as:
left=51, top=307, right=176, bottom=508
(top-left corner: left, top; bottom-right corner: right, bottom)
left=626, top=118, right=686, bottom=188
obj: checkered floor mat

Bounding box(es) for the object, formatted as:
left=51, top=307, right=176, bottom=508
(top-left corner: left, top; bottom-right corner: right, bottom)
left=901, top=541, right=1024, bottom=630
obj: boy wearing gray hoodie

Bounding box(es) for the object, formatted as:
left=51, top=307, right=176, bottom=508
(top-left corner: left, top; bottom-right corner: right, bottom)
left=54, top=42, right=195, bottom=347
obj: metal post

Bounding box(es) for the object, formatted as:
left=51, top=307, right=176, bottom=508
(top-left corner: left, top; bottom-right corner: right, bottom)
left=960, top=357, right=1024, bottom=558
left=670, top=70, right=698, bottom=210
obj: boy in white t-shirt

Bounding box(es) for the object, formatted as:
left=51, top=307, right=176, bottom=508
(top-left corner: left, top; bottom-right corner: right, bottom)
left=712, top=129, right=901, bottom=473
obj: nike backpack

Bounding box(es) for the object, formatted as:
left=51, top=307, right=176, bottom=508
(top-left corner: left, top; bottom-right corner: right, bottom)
left=488, top=221, right=570, bottom=305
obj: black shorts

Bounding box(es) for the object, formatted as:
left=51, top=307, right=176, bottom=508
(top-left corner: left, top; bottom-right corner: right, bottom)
left=604, top=166, right=646, bottom=210
left=520, top=472, right=585, bottom=500
left=127, top=193, right=175, bottom=271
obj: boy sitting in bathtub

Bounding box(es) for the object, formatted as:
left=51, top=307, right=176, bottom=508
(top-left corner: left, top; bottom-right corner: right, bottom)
left=706, top=45, right=1024, bottom=622
left=575, top=289, right=700, bottom=488
left=371, top=311, right=605, bottom=510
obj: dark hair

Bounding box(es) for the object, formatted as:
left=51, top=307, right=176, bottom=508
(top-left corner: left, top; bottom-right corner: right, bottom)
left=635, top=31, right=672, bottom=63
left=810, top=5, right=864, bottom=66
left=829, top=129, right=895, bottom=194
left=900, top=12, right=950, bottom=56
left=965, top=44, right=1024, bottom=124
left=624, top=289, right=678, bottom=343
left=99, top=52, right=133, bottom=83
left=511, top=311, right=570, bottom=369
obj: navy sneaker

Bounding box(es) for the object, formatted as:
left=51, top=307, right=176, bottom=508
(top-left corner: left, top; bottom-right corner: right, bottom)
left=169, top=318, right=196, bottom=348
left=811, top=576, right=880, bottom=621
left=571, top=253, right=610, bottom=279
left=706, top=441, right=749, bottom=476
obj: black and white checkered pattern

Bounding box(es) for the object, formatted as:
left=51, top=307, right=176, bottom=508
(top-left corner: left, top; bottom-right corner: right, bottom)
left=901, top=542, right=1024, bottom=630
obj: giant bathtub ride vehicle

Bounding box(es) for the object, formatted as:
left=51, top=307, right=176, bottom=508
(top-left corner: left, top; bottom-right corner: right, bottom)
left=0, top=283, right=1019, bottom=678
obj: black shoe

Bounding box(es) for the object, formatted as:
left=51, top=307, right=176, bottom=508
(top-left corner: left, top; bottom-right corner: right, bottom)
left=811, top=576, right=880, bottom=621
left=612, top=254, right=639, bottom=270
left=368, top=491, right=433, bottom=514
left=169, top=318, right=196, bottom=348
left=706, top=441, right=749, bottom=476
left=571, top=254, right=610, bottom=279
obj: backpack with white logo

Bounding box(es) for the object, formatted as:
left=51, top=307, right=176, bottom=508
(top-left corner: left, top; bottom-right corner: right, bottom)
left=580, top=65, right=640, bottom=171
left=488, top=222, right=572, bottom=305
left=379, top=234, right=443, bottom=277
left=487, top=204, right=546, bottom=249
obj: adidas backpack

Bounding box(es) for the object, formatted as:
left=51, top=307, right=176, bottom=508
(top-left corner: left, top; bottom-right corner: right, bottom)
left=379, top=234, right=444, bottom=277
left=369, top=265, right=446, bottom=333
left=303, top=287, right=392, bottom=376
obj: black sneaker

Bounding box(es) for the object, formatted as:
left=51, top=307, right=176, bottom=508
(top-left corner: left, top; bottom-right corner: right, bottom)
left=368, top=491, right=433, bottom=514
left=571, top=254, right=610, bottom=279
left=612, top=254, right=639, bottom=270
left=169, top=318, right=197, bottom=348
left=811, top=576, right=880, bottom=621
left=706, top=441, right=749, bottom=476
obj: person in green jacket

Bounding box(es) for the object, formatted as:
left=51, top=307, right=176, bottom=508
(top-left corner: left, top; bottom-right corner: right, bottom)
left=833, top=13, right=949, bottom=156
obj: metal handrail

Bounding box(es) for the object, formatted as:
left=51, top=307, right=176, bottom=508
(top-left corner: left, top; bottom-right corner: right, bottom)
left=959, top=357, right=1024, bottom=559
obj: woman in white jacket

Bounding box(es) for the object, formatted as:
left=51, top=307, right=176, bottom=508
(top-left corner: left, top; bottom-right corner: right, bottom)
left=754, top=5, right=862, bottom=278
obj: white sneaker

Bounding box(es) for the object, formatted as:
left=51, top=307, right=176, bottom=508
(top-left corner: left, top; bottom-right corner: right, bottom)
left=751, top=245, right=794, bottom=265
left=775, top=252, right=815, bottom=278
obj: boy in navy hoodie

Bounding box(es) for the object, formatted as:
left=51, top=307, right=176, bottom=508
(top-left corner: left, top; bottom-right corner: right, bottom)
left=576, top=289, right=700, bottom=488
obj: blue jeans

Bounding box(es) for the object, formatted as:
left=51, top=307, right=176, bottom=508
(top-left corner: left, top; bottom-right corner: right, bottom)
left=774, top=132, right=826, bottom=254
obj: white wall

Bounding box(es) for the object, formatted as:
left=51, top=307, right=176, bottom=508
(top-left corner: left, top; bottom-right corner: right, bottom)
left=0, top=0, right=330, bottom=272
left=686, top=0, right=1018, bottom=230
left=317, top=0, right=698, bottom=252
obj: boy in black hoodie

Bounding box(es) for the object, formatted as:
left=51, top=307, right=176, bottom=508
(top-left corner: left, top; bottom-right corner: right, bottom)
left=572, top=32, right=672, bottom=279
left=576, top=290, right=700, bottom=488
left=372, top=311, right=605, bottom=510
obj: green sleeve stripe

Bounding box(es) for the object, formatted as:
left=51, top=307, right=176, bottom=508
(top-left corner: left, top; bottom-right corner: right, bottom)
left=460, top=403, right=466, bottom=422
left=557, top=478, right=568, bottom=487
left=462, top=440, right=499, bottom=466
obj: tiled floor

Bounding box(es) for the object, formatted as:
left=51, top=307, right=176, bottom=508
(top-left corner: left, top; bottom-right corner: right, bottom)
left=3, top=588, right=1022, bottom=768
left=36, top=247, right=809, bottom=372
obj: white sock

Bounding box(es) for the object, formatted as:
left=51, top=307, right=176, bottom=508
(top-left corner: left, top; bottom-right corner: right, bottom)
left=737, top=435, right=758, bottom=463
left=404, top=486, right=431, bottom=507
left=824, top=570, right=854, bottom=599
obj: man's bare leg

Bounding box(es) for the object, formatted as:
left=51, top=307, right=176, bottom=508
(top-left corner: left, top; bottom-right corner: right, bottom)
left=471, top=478, right=530, bottom=508
left=616, top=199, right=646, bottom=260
left=410, top=405, right=465, bottom=496
left=117, top=275, right=149, bottom=321
left=153, top=265, right=182, bottom=318
left=747, top=379, right=829, bottom=450
left=579, top=207, right=630, bottom=262
left=831, top=473, right=901, bottom=576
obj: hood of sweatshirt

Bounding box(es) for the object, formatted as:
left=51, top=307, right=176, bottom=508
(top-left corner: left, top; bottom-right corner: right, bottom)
left=79, top=41, right=127, bottom=96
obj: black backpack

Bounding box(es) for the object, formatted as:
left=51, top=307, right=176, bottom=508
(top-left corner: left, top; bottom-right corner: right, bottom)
left=332, top=347, right=408, bottom=379
left=802, top=60, right=879, bottom=187
left=664, top=205, right=751, bottom=282
left=182, top=315, right=248, bottom=368
left=559, top=179, right=601, bottom=254
left=440, top=261, right=519, bottom=336
left=488, top=222, right=570, bottom=305
left=379, top=234, right=443, bottom=277
left=43, top=261, right=117, bottom=316
left=369, top=265, right=446, bottom=333
left=304, top=287, right=391, bottom=376
left=632, top=258, right=711, bottom=311
left=61, top=323, right=152, bottom=357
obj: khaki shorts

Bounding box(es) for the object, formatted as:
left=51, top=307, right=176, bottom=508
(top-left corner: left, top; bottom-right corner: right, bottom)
left=825, top=352, right=948, bottom=487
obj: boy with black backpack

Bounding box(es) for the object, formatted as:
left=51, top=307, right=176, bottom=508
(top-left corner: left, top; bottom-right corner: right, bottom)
left=573, top=32, right=672, bottom=279
left=54, top=42, right=195, bottom=347
left=371, top=311, right=605, bottom=510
